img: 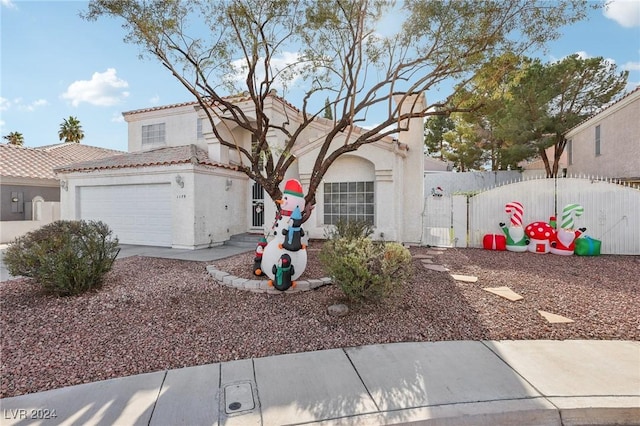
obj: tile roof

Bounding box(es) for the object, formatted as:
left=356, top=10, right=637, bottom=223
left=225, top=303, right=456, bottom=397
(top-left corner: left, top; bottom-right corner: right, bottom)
left=37, top=142, right=123, bottom=162
left=54, top=144, right=237, bottom=173
left=0, top=143, right=124, bottom=180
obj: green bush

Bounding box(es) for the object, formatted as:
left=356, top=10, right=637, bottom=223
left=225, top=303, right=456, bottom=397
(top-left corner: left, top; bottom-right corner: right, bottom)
left=324, top=218, right=374, bottom=240
left=320, top=237, right=412, bottom=303
left=4, top=220, right=120, bottom=296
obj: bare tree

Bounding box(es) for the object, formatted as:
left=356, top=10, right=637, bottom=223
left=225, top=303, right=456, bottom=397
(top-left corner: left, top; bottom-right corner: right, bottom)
left=84, top=0, right=593, bottom=210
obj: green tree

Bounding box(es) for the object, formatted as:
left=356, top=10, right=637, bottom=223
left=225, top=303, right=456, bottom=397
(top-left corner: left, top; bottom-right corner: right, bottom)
left=502, top=54, right=627, bottom=177
left=84, top=0, right=593, bottom=210
left=451, top=53, right=534, bottom=170
left=3, top=131, right=24, bottom=146
left=323, top=97, right=333, bottom=120
left=424, top=110, right=454, bottom=160
left=442, top=116, right=485, bottom=172
left=58, top=116, right=85, bottom=143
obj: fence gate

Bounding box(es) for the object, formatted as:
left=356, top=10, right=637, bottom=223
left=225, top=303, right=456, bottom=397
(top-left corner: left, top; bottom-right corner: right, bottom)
left=422, top=194, right=467, bottom=247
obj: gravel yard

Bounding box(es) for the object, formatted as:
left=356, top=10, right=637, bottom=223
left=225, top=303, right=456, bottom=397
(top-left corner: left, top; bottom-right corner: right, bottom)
left=1, top=246, right=638, bottom=398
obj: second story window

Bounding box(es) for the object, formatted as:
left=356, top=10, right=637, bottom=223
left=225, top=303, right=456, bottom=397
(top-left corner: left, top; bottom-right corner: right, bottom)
left=595, top=125, right=601, bottom=156
left=142, top=123, right=166, bottom=147
left=197, top=118, right=203, bottom=140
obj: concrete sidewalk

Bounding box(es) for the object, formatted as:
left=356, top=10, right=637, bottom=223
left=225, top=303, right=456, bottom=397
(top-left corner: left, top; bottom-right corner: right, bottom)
left=1, top=340, right=638, bottom=426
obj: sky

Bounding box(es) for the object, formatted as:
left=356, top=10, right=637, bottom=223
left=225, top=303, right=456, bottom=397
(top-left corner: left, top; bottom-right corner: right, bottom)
left=1, top=0, right=639, bottom=153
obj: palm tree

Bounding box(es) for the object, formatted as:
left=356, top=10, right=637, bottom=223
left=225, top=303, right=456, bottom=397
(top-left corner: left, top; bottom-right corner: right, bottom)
left=3, top=131, right=25, bottom=146
left=58, top=116, right=85, bottom=143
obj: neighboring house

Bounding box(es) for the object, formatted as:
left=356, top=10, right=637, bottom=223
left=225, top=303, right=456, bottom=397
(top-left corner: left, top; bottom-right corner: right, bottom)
left=0, top=142, right=123, bottom=221
left=520, top=146, right=568, bottom=178
left=56, top=93, right=427, bottom=248
left=521, top=87, right=640, bottom=183
left=565, top=86, right=640, bottom=185
left=0, top=142, right=124, bottom=243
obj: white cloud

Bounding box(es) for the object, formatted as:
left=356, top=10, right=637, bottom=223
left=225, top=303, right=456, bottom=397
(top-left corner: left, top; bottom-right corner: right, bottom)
left=603, top=0, right=640, bottom=28
left=61, top=68, right=129, bottom=107
left=574, top=51, right=591, bottom=60
left=149, top=95, right=160, bottom=105
left=622, top=60, right=640, bottom=71
left=1, top=97, right=48, bottom=112
left=19, top=99, right=49, bottom=112
left=1, top=0, right=17, bottom=9
left=224, top=51, right=304, bottom=93
left=111, top=112, right=125, bottom=123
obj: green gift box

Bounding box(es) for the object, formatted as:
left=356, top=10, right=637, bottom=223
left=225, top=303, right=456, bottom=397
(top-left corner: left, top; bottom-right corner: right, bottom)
left=575, top=236, right=601, bottom=256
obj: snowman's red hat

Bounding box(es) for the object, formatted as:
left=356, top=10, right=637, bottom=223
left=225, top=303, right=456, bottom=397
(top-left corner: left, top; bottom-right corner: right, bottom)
left=283, top=179, right=304, bottom=198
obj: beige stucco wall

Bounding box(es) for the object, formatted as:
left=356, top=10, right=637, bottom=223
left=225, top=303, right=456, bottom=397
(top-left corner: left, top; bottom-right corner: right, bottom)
left=58, top=164, right=247, bottom=249
left=566, top=89, right=640, bottom=179
left=125, top=104, right=208, bottom=153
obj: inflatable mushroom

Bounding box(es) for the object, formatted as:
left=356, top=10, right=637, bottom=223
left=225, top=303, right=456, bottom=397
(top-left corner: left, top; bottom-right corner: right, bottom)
left=525, top=221, right=554, bottom=254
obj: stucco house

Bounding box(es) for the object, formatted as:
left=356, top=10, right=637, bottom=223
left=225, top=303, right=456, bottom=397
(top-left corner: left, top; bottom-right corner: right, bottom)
left=565, top=86, right=640, bottom=185
left=521, top=87, right=640, bottom=183
left=56, top=93, right=427, bottom=249
left=0, top=142, right=123, bottom=242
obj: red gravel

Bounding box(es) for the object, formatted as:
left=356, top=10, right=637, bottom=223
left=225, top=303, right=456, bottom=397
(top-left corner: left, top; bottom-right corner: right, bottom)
left=1, top=247, right=638, bottom=398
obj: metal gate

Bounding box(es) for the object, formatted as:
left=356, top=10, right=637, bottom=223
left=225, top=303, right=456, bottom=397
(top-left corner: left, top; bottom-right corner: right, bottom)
left=251, top=182, right=264, bottom=229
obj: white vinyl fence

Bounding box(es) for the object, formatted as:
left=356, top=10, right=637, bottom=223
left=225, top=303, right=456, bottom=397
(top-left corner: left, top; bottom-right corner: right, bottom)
left=422, top=176, right=640, bottom=255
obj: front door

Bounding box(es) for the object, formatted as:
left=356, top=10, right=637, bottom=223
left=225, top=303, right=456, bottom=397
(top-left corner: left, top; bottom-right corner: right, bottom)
left=251, top=182, right=264, bottom=230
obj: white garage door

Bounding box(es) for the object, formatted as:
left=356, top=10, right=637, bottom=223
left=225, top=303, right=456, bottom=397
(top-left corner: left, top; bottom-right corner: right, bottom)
left=79, top=184, right=172, bottom=247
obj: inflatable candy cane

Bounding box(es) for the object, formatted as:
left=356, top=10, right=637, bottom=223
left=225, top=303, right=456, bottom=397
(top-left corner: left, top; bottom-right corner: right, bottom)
left=505, top=201, right=523, bottom=226
left=561, top=203, right=584, bottom=229
left=500, top=201, right=528, bottom=252
left=551, top=203, right=586, bottom=256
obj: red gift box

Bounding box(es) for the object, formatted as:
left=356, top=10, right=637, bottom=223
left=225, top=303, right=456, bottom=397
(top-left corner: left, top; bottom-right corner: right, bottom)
left=483, top=234, right=506, bottom=251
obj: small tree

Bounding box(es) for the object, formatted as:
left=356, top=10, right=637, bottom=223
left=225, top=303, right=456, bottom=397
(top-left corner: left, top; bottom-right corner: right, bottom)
left=58, top=116, right=85, bottom=143
left=3, top=131, right=24, bottom=146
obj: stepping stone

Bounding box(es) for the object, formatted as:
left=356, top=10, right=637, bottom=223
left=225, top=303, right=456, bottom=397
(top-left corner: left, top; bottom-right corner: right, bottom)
left=429, top=247, right=447, bottom=251
left=426, top=250, right=444, bottom=256
left=538, top=310, right=574, bottom=323
left=421, top=259, right=434, bottom=264
left=450, top=274, right=478, bottom=283
left=423, top=264, right=449, bottom=272
left=413, top=254, right=434, bottom=259
left=483, top=286, right=523, bottom=301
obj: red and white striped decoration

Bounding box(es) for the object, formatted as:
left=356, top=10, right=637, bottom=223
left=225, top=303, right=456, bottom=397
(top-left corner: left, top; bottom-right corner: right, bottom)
left=505, top=201, right=524, bottom=227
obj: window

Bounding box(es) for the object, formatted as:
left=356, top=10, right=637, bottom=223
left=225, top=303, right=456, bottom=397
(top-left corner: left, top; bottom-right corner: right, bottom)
left=323, top=181, right=374, bottom=225
left=197, top=118, right=203, bottom=139
left=567, top=139, right=572, bottom=165
left=142, top=123, right=166, bottom=147
left=595, top=125, right=601, bottom=156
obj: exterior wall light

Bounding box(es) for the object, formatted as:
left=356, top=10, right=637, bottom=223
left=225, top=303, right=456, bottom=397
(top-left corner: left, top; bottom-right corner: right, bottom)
left=60, top=180, right=68, bottom=191
left=225, top=178, right=233, bottom=191
left=175, top=175, right=184, bottom=188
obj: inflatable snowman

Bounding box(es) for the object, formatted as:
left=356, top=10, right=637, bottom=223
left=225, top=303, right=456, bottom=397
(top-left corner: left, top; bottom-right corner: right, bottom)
left=260, top=179, right=308, bottom=291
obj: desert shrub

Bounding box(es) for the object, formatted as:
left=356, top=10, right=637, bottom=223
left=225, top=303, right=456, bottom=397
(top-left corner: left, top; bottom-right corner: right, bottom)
left=4, top=220, right=120, bottom=296
left=320, top=237, right=412, bottom=303
left=324, top=218, right=374, bottom=241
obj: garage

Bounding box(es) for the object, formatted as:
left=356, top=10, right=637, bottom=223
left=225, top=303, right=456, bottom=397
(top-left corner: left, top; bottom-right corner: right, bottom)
left=78, top=184, right=172, bottom=247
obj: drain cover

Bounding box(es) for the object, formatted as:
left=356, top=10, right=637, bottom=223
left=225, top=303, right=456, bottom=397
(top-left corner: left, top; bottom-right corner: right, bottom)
left=224, top=382, right=255, bottom=414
